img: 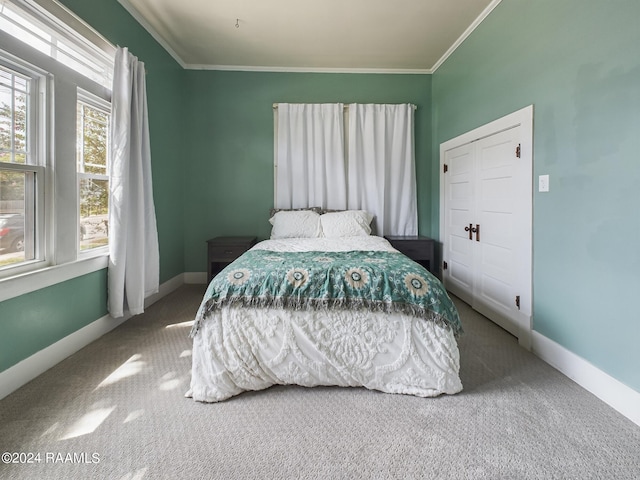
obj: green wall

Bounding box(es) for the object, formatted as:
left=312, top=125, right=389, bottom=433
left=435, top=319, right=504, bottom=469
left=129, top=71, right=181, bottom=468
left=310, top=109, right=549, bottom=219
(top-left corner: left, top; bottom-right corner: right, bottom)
left=3, top=0, right=639, bottom=398
left=0, top=271, right=107, bottom=369
left=0, top=0, right=185, bottom=373
left=432, top=0, right=640, bottom=391
left=182, top=71, right=432, bottom=272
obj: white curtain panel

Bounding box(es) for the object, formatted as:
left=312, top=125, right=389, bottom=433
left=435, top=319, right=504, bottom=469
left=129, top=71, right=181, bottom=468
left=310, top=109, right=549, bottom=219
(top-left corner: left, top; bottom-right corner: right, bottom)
left=276, top=103, right=347, bottom=210
left=347, top=104, right=418, bottom=236
left=108, top=47, right=159, bottom=318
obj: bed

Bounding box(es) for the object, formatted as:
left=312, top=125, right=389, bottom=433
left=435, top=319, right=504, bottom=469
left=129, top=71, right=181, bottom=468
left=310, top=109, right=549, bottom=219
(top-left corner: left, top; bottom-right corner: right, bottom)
left=187, top=210, right=463, bottom=403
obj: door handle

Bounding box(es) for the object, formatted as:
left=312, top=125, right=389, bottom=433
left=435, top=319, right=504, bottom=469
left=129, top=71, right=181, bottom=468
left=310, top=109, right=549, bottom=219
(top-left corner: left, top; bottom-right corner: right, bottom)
left=471, top=224, right=480, bottom=242
left=464, top=224, right=472, bottom=240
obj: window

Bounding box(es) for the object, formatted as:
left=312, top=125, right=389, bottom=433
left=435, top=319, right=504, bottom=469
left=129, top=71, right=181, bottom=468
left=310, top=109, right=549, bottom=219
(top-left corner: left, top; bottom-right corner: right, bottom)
left=0, top=0, right=114, bottom=295
left=77, top=92, right=109, bottom=252
left=0, top=63, right=44, bottom=270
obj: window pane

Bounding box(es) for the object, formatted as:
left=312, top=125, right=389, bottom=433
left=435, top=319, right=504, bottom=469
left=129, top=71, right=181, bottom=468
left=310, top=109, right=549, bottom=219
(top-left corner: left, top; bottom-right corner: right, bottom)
left=79, top=177, right=108, bottom=250
left=0, top=82, right=11, bottom=160
left=78, top=96, right=109, bottom=253
left=0, top=66, right=30, bottom=165
left=0, top=169, right=35, bottom=267
left=13, top=86, right=28, bottom=164
left=83, top=110, right=107, bottom=174
left=0, top=80, right=14, bottom=160
left=77, top=102, right=108, bottom=175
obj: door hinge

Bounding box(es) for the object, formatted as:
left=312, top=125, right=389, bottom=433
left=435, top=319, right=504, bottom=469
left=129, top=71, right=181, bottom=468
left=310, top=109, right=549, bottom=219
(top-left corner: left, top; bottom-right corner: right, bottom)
left=443, top=164, right=448, bottom=173
left=516, top=144, right=521, bottom=158
left=515, top=295, right=521, bottom=310
left=443, top=261, right=448, bottom=270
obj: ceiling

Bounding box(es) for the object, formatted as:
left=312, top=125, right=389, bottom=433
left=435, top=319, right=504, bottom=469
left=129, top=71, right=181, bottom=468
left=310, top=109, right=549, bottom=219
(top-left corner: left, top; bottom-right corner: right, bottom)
left=118, top=0, right=500, bottom=73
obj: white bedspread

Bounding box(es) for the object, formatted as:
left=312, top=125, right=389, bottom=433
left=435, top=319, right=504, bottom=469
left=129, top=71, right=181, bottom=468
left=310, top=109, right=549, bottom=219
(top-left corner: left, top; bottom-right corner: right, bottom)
left=188, top=237, right=462, bottom=402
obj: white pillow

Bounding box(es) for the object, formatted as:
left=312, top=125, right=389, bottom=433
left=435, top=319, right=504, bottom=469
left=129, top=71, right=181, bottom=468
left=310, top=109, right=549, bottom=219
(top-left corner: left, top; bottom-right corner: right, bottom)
left=269, top=210, right=322, bottom=239
left=320, top=210, right=373, bottom=237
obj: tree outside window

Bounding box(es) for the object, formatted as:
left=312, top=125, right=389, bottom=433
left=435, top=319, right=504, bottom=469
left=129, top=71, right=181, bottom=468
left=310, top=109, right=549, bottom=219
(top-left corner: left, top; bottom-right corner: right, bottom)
left=77, top=96, right=110, bottom=251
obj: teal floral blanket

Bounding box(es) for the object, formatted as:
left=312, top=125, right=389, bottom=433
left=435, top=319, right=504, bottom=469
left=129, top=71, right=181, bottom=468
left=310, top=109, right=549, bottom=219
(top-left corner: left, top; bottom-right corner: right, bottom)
left=192, top=249, right=462, bottom=337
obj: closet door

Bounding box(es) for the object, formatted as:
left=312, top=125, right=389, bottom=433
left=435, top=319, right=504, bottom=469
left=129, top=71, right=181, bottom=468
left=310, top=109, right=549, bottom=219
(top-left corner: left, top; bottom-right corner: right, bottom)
left=442, top=122, right=532, bottom=345
left=443, top=142, right=475, bottom=306
left=473, top=127, right=528, bottom=337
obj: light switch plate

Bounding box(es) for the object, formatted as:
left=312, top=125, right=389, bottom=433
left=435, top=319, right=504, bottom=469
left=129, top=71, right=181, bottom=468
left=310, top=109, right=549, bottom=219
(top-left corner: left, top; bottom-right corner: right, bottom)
left=539, top=174, right=549, bottom=192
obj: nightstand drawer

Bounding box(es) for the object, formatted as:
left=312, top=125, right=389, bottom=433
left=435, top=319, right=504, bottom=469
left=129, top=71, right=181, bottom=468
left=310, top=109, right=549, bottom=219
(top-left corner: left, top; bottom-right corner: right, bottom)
left=208, top=243, right=251, bottom=262
left=391, top=241, right=430, bottom=260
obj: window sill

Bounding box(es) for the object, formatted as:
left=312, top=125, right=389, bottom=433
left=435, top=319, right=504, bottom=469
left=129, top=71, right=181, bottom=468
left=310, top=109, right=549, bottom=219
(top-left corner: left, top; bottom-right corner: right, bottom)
left=0, top=254, right=109, bottom=303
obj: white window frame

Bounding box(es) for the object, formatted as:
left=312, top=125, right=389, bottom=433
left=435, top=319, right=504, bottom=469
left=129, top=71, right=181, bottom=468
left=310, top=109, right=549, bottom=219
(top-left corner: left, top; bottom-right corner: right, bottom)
left=0, top=55, right=48, bottom=277
left=0, top=0, right=114, bottom=88
left=0, top=0, right=115, bottom=302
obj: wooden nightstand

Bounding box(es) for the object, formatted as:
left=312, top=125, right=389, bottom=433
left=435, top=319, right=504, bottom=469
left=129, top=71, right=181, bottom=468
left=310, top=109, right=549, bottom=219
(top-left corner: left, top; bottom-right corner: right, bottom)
left=384, top=235, right=435, bottom=274
left=207, top=236, right=257, bottom=283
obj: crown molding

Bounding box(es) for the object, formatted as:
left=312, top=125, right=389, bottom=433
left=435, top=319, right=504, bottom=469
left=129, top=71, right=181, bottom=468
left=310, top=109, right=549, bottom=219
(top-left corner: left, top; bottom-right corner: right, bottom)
left=117, top=0, right=187, bottom=68
left=184, top=64, right=432, bottom=74
left=431, top=0, right=503, bottom=73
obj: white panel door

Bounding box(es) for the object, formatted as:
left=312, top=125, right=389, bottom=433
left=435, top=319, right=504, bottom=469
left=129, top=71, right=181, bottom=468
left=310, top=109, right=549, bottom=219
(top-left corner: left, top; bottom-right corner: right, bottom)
left=441, top=107, right=532, bottom=347
left=443, top=143, right=474, bottom=305
left=473, top=127, right=528, bottom=337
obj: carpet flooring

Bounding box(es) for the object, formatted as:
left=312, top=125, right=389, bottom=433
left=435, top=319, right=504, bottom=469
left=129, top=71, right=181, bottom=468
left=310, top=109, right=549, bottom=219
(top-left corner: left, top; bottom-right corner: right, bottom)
left=0, top=285, right=638, bottom=479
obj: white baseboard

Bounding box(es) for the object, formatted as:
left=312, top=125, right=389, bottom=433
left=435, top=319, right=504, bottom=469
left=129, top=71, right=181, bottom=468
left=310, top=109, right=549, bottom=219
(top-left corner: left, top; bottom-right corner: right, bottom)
left=532, top=330, right=640, bottom=427
left=184, top=271, right=207, bottom=284
left=0, top=273, right=185, bottom=401
left=145, top=273, right=185, bottom=305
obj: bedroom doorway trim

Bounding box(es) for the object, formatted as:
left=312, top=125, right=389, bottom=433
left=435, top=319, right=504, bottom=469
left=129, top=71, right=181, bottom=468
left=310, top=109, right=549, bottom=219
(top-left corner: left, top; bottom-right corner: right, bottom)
left=439, top=105, right=533, bottom=349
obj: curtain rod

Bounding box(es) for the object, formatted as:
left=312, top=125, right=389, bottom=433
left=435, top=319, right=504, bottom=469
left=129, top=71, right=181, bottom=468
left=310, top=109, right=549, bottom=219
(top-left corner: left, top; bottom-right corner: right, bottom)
left=272, top=103, right=417, bottom=110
